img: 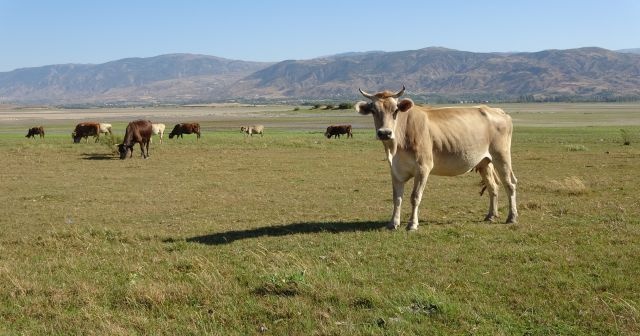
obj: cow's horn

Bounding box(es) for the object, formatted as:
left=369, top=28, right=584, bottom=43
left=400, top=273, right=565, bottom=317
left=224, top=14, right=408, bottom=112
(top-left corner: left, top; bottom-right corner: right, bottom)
left=359, top=88, right=375, bottom=100
left=392, top=85, right=406, bottom=98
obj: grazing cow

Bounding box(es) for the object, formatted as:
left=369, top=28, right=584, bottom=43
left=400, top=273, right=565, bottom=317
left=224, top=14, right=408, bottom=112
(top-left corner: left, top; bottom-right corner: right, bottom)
left=117, top=120, right=153, bottom=159
left=325, top=125, right=353, bottom=139
left=26, top=126, right=45, bottom=138
left=169, top=123, right=201, bottom=139
left=355, top=86, right=518, bottom=230
left=98, top=123, right=113, bottom=136
left=151, top=123, right=166, bottom=144
left=72, top=122, right=101, bottom=143
left=240, top=125, right=264, bottom=137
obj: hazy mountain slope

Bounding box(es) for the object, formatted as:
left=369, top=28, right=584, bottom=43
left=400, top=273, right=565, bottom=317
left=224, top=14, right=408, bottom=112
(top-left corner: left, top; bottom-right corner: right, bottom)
left=233, top=47, right=640, bottom=100
left=0, top=54, right=272, bottom=104
left=2, top=47, right=640, bottom=104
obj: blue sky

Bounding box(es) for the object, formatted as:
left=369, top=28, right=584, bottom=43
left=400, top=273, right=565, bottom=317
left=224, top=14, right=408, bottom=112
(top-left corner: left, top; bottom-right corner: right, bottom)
left=0, top=0, right=638, bottom=72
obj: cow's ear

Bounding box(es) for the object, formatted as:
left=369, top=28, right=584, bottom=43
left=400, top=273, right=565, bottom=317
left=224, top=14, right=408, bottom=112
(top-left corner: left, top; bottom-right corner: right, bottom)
left=355, top=101, right=372, bottom=115
left=397, top=98, right=414, bottom=112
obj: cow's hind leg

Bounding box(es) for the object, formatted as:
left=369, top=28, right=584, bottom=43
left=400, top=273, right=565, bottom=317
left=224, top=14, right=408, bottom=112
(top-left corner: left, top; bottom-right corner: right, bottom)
left=476, top=160, right=499, bottom=222
left=493, top=157, right=518, bottom=223
left=140, top=142, right=148, bottom=159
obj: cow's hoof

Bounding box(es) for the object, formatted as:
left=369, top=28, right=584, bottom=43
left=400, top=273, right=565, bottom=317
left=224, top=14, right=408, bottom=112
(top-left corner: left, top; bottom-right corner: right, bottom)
left=386, top=223, right=399, bottom=230
left=484, top=215, right=497, bottom=222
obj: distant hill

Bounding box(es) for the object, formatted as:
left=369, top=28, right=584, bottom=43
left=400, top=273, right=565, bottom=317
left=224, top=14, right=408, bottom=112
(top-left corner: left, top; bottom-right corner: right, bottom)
left=232, top=47, right=640, bottom=102
left=0, top=54, right=272, bottom=104
left=1, top=47, right=640, bottom=105
left=617, top=48, right=640, bottom=54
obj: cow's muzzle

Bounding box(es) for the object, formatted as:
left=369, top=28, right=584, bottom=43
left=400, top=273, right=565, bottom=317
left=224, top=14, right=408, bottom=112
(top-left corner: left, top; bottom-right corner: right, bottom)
left=376, top=129, right=393, bottom=140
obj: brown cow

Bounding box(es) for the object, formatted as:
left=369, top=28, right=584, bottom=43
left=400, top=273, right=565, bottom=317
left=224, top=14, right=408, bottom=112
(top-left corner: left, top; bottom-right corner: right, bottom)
left=169, top=123, right=201, bottom=139
left=72, top=122, right=101, bottom=143
left=325, top=125, right=353, bottom=139
left=117, top=120, right=153, bottom=159
left=356, top=86, right=517, bottom=230
left=26, top=126, right=45, bottom=138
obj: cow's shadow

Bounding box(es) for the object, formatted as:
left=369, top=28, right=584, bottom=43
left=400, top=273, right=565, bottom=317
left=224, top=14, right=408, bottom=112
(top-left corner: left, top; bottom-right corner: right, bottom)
left=183, top=220, right=387, bottom=246
left=82, top=153, right=117, bottom=160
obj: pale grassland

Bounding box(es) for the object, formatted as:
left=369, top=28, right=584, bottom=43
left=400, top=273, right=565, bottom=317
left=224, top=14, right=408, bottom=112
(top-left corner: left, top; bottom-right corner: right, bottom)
left=0, top=103, right=639, bottom=334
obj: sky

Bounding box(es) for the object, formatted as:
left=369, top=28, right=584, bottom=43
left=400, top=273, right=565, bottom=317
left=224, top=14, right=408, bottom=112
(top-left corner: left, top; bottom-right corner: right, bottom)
left=0, top=0, right=639, bottom=72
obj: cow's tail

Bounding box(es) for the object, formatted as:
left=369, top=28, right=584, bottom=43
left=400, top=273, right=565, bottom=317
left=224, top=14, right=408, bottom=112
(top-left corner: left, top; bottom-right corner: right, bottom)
left=510, top=170, right=518, bottom=185
left=475, top=160, right=501, bottom=196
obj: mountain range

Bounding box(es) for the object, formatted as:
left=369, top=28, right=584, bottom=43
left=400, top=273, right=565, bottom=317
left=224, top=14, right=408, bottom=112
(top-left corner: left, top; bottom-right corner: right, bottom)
left=1, top=47, right=640, bottom=105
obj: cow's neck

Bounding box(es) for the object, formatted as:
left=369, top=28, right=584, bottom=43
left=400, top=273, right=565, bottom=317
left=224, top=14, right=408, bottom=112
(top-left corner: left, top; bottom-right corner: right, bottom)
left=123, top=130, right=135, bottom=146
left=391, top=112, right=411, bottom=152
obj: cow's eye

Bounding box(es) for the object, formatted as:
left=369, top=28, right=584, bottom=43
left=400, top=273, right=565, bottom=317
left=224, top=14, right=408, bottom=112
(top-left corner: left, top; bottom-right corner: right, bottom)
left=393, top=109, right=399, bottom=119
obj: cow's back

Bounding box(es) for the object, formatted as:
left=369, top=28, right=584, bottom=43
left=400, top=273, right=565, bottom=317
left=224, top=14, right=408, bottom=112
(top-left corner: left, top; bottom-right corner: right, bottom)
left=250, top=125, right=264, bottom=134
left=75, top=122, right=100, bottom=135
left=126, top=120, right=153, bottom=140
left=152, top=123, right=165, bottom=134
left=405, top=105, right=512, bottom=176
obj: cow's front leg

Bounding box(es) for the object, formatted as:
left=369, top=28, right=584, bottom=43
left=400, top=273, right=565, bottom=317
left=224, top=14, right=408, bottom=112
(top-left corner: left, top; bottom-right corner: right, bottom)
left=389, top=175, right=404, bottom=230
left=407, top=170, right=429, bottom=231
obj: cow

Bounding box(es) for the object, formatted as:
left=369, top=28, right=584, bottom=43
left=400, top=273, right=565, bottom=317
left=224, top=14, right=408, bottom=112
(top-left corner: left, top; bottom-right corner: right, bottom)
left=117, top=120, right=153, bottom=159
left=26, top=126, right=45, bottom=138
left=240, top=125, right=264, bottom=137
left=151, top=123, right=166, bottom=144
left=98, top=123, right=113, bottom=136
left=169, top=123, right=201, bottom=140
left=355, top=86, right=518, bottom=230
left=325, top=125, right=353, bottom=139
left=72, top=122, right=101, bottom=143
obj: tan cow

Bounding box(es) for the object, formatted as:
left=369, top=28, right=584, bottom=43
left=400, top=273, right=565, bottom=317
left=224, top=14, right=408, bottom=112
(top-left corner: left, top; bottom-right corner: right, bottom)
left=241, top=125, right=264, bottom=137
left=355, top=86, right=518, bottom=230
left=151, top=123, right=166, bottom=144
left=98, top=123, right=113, bottom=136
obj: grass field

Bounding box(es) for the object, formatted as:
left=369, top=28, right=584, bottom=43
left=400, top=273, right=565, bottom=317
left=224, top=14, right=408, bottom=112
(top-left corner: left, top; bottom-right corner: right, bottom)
left=1, top=104, right=639, bottom=334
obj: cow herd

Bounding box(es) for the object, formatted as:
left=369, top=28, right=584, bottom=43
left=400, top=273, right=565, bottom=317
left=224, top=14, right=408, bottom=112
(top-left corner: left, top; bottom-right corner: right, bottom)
left=21, top=87, right=518, bottom=226
left=25, top=121, right=353, bottom=161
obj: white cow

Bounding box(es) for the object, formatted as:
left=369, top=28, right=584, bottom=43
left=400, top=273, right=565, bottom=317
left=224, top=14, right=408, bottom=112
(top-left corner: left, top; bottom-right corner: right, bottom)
left=151, top=123, right=166, bottom=144
left=241, top=125, right=264, bottom=137
left=355, top=86, right=518, bottom=230
left=98, top=123, right=113, bottom=136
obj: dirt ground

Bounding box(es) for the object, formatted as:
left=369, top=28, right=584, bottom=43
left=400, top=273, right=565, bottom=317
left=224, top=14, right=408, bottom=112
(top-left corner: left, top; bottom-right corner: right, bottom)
left=0, top=104, right=297, bottom=124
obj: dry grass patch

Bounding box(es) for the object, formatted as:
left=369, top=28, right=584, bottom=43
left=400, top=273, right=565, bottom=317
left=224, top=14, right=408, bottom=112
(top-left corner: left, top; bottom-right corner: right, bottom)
left=1, top=117, right=640, bottom=335
left=549, top=176, right=589, bottom=195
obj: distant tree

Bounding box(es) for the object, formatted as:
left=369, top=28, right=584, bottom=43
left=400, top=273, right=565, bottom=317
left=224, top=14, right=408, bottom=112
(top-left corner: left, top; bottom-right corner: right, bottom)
left=338, top=102, right=353, bottom=110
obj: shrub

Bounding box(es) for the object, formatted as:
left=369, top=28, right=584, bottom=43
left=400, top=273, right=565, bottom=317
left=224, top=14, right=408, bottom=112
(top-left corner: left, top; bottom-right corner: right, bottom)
left=99, top=134, right=123, bottom=153
left=565, top=144, right=587, bottom=152
left=620, top=129, right=631, bottom=145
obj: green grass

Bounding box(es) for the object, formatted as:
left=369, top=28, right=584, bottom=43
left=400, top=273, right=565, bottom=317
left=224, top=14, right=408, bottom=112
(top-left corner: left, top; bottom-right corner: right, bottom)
left=1, top=111, right=640, bottom=334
